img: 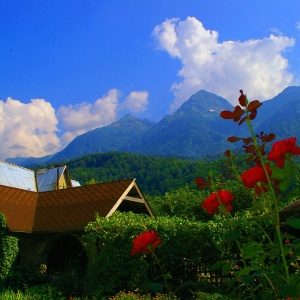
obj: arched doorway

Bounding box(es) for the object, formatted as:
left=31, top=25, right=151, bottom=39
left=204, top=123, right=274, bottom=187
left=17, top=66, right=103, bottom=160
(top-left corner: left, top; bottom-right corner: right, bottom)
left=47, top=235, right=87, bottom=275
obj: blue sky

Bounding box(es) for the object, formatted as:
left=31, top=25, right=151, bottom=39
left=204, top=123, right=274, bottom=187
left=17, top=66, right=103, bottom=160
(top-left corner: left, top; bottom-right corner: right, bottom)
left=1, top=0, right=300, bottom=160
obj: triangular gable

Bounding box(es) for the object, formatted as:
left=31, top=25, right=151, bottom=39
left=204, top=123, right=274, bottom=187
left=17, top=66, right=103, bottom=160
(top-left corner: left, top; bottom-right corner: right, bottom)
left=106, top=179, right=154, bottom=217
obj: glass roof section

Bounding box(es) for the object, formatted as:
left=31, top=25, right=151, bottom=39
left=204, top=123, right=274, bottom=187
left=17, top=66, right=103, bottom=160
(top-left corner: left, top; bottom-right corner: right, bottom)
left=0, top=161, right=80, bottom=192
left=0, top=161, right=36, bottom=191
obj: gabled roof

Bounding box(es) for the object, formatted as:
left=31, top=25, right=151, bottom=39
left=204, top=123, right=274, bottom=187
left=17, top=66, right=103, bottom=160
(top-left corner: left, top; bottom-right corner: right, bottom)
left=0, top=178, right=154, bottom=233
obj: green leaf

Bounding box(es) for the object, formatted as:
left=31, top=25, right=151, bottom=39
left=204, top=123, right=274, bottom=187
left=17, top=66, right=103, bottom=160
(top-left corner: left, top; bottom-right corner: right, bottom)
left=284, top=163, right=294, bottom=180
left=255, top=253, right=268, bottom=264
left=283, top=245, right=293, bottom=256
left=244, top=250, right=264, bottom=259
left=227, top=229, right=240, bottom=241
left=235, top=266, right=255, bottom=279
left=280, top=284, right=298, bottom=297
left=269, top=244, right=280, bottom=254
left=279, top=180, right=290, bottom=192
left=210, top=259, right=228, bottom=271
left=208, top=169, right=214, bottom=178
left=270, top=165, right=285, bottom=180
left=163, top=272, right=173, bottom=280
left=269, top=254, right=278, bottom=261
left=287, top=218, right=300, bottom=229
left=242, top=242, right=263, bottom=259
left=293, top=239, right=300, bottom=248
left=222, top=262, right=232, bottom=275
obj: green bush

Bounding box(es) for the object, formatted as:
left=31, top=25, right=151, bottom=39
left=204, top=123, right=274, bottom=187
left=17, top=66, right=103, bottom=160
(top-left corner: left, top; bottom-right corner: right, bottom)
left=0, top=214, right=19, bottom=285
left=83, top=212, right=234, bottom=298
left=147, top=185, right=210, bottom=221
left=4, top=265, right=48, bottom=291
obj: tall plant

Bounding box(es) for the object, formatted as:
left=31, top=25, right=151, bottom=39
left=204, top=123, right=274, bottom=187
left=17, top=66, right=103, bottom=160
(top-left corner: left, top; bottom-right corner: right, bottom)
left=196, top=90, right=300, bottom=298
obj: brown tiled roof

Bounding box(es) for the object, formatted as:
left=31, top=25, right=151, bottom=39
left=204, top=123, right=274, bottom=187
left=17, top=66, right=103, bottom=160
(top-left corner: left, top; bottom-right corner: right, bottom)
left=0, top=179, right=148, bottom=233
left=0, top=185, right=38, bottom=232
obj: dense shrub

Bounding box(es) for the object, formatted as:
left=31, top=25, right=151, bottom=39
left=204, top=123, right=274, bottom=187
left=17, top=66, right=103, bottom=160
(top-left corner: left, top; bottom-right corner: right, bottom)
left=83, top=212, right=237, bottom=298
left=4, top=265, right=48, bottom=291
left=147, top=185, right=210, bottom=220
left=0, top=213, right=19, bottom=287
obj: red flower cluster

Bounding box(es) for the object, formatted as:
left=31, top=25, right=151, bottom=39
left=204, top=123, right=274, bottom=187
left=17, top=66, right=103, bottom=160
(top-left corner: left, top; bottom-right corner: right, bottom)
left=267, top=137, right=300, bottom=168
left=131, top=230, right=162, bottom=256
left=240, top=165, right=272, bottom=194
left=202, top=190, right=234, bottom=215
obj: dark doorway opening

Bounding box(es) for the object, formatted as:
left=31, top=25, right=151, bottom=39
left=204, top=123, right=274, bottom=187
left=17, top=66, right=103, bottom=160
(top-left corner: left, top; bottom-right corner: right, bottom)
left=47, top=235, right=87, bottom=274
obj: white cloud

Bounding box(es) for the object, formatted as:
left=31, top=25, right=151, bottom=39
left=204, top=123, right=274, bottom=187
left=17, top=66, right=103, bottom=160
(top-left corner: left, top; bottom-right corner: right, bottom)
left=296, top=22, right=300, bottom=30
left=119, top=91, right=149, bottom=113
left=270, top=27, right=283, bottom=36
left=152, top=17, right=295, bottom=112
left=0, top=98, right=61, bottom=160
left=57, top=89, right=120, bottom=146
left=0, top=89, right=150, bottom=160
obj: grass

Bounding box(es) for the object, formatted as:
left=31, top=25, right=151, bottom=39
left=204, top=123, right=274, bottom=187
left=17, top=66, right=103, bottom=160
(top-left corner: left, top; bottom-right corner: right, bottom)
left=0, top=290, right=229, bottom=300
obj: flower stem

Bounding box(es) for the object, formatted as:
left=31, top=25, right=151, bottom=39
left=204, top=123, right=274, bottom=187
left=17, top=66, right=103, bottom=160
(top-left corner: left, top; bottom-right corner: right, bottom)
left=150, top=249, right=172, bottom=298
left=244, top=97, right=290, bottom=285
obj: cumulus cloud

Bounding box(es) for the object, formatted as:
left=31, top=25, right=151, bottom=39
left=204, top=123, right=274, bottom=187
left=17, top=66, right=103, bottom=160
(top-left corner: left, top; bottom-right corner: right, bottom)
left=0, top=89, right=150, bottom=160
left=119, top=91, right=149, bottom=113
left=0, top=98, right=61, bottom=160
left=57, top=89, right=120, bottom=146
left=152, top=17, right=295, bottom=112
left=296, top=22, right=300, bottom=30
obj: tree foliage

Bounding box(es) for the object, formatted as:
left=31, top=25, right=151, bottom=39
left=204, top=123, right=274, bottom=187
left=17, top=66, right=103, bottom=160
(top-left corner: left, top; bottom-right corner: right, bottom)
left=67, top=151, right=244, bottom=195
left=0, top=213, right=19, bottom=285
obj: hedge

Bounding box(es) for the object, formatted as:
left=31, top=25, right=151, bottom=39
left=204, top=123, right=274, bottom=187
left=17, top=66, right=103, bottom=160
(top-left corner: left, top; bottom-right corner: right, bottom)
left=83, top=212, right=236, bottom=298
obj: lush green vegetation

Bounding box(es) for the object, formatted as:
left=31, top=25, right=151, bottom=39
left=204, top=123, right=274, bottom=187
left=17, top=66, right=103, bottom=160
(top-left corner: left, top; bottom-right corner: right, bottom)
left=0, top=214, right=19, bottom=286
left=2, top=149, right=300, bottom=299
left=84, top=211, right=233, bottom=299
left=66, top=151, right=250, bottom=196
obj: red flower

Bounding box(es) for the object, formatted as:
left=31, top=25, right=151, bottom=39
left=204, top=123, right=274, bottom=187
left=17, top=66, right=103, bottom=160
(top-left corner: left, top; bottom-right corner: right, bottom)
left=267, top=137, right=300, bottom=167
left=131, top=230, right=162, bottom=256
left=240, top=165, right=272, bottom=194
left=195, top=177, right=207, bottom=189
left=202, top=190, right=234, bottom=215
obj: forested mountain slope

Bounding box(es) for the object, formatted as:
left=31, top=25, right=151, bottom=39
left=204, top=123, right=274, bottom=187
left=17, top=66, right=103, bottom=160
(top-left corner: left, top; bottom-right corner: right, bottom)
left=67, top=151, right=248, bottom=196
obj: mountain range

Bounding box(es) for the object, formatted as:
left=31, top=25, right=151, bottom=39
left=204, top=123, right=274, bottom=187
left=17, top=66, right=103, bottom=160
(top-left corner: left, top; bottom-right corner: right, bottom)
left=6, top=86, right=300, bottom=167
